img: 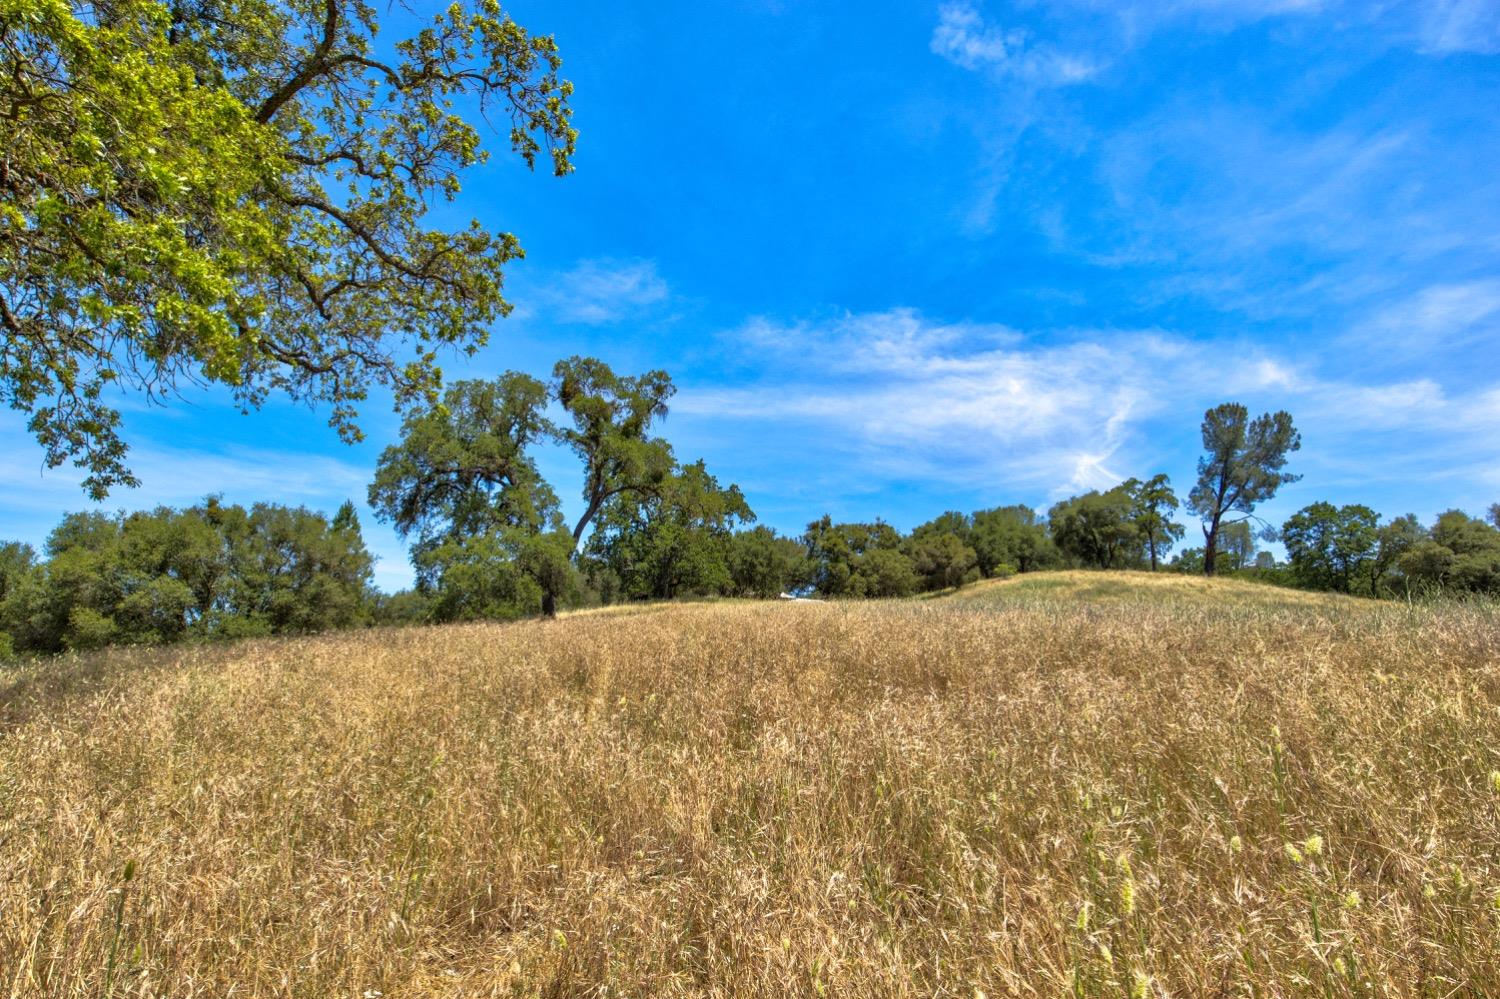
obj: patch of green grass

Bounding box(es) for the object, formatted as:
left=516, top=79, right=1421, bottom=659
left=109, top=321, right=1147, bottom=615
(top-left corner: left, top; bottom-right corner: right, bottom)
left=947, top=569, right=1371, bottom=614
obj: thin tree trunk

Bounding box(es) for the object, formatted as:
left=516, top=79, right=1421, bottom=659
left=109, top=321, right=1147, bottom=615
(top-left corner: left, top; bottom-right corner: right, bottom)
left=1204, top=520, right=1219, bottom=576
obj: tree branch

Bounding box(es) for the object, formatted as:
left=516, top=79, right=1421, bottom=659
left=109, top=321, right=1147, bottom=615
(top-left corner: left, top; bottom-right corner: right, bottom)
left=255, top=0, right=341, bottom=124
left=282, top=194, right=461, bottom=287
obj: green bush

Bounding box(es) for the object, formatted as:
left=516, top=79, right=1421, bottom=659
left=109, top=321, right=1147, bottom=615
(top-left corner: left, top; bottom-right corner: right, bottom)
left=64, top=607, right=117, bottom=652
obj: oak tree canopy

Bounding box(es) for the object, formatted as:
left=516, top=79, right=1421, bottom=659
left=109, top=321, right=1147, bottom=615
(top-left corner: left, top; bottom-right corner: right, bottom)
left=1, top=0, right=576, bottom=497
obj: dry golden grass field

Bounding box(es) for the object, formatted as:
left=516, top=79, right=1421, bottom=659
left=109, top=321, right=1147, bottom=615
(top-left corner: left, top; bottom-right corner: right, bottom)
left=3, top=571, right=1500, bottom=997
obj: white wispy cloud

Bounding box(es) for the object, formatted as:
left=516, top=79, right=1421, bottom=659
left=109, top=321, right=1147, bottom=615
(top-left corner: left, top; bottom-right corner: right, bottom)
left=0, top=443, right=369, bottom=516
left=1418, top=0, right=1500, bottom=54
left=684, top=310, right=1264, bottom=495
left=937, top=0, right=1500, bottom=273
left=513, top=258, right=670, bottom=326
left=931, top=2, right=1102, bottom=83
left=677, top=308, right=1500, bottom=502
left=1359, top=279, right=1500, bottom=355
left=1049, top=0, right=1493, bottom=54
left=1040, top=97, right=1500, bottom=324
left=930, top=0, right=1331, bottom=89
left=1089, top=119, right=1418, bottom=265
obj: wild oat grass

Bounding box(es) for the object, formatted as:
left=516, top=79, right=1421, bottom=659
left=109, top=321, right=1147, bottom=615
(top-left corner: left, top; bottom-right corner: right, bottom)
left=3, top=571, right=1499, bottom=997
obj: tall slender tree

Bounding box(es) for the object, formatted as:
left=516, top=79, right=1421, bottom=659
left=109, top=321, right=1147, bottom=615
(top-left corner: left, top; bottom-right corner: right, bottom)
left=1187, top=404, right=1301, bottom=576
left=1125, top=474, right=1184, bottom=571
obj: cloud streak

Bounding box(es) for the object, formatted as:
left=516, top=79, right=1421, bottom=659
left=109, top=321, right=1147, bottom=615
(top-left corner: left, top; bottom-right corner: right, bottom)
left=1418, top=0, right=1500, bottom=54
left=931, top=2, right=1102, bottom=83
left=513, top=258, right=670, bottom=326
left=684, top=310, right=1238, bottom=495
left=678, top=308, right=1500, bottom=505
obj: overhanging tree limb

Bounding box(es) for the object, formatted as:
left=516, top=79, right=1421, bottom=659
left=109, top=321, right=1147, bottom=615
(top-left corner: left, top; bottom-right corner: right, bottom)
left=1, top=0, right=577, bottom=496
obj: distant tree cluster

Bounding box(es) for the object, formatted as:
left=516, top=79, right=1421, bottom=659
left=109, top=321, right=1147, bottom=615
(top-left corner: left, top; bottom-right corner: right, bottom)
left=583, top=502, right=1058, bottom=606
left=797, top=504, right=1061, bottom=598
left=1046, top=476, right=1186, bottom=571
left=1279, top=504, right=1500, bottom=597
left=5, top=381, right=1497, bottom=661
left=0, top=498, right=373, bottom=656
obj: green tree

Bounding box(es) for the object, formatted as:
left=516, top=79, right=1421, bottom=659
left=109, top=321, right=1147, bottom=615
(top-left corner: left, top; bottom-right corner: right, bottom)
left=35, top=512, right=128, bottom=649
left=1187, top=404, right=1301, bottom=576
left=905, top=511, right=980, bottom=590
left=803, top=518, right=918, bottom=598
left=1389, top=510, right=1500, bottom=596
left=1282, top=502, right=1383, bottom=592
left=910, top=511, right=972, bottom=545
left=1369, top=514, right=1425, bottom=597
left=331, top=500, right=361, bottom=535
left=1048, top=485, right=1140, bottom=569
left=369, top=374, right=568, bottom=620
left=969, top=505, right=1056, bottom=575
left=1427, top=510, right=1500, bottom=593
left=1217, top=520, right=1259, bottom=573
left=551, top=358, right=676, bottom=538
left=232, top=502, right=374, bottom=634
left=411, top=529, right=552, bottom=622
left=371, top=359, right=683, bottom=618
left=1170, top=547, right=1205, bottom=574
left=1398, top=540, right=1455, bottom=594
left=0, top=541, right=37, bottom=603
left=369, top=588, right=434, bottom=627
left=857, top=549, right=921, bottom=599
left=0, top=541, right=37, bottom=657
left=583, top=460, right=754, bottom=601
left=1125, top=474, right=1184, bottom=571
left=369, top=374, right=561, bottom=559
left=1282, top=502, right=1338, bottom=590
left=6, top=498, right=373, bottom=653
left=3, top=0, right=576, bottom=498
left=546, top=357, right=677, bottom=614
left=906, top=532, right=979, bottom=590
left=726, top=527, right=812, bottom=598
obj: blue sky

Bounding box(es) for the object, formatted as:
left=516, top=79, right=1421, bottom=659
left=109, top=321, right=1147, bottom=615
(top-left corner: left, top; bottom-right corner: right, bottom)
left=4, top=0, right=1499, bottom=591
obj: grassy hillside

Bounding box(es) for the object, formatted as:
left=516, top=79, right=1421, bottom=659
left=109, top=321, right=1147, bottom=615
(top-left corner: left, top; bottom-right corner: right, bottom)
left=3, top=574, right=1499, bottom=996
left=945, top=568, right=1367, bottom=610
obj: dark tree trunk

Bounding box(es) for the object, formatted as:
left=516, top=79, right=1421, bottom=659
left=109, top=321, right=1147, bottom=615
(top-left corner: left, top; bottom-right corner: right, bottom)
left=1203, top=521, right=1219, bottom=576
left=541, top=590, right=557, bottom=618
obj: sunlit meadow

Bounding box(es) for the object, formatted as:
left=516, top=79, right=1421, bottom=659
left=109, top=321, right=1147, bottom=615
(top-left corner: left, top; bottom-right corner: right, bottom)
left=3, top=572, right=1499, bottom=997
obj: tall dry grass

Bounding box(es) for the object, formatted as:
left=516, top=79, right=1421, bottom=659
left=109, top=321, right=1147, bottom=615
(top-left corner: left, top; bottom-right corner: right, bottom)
left=2, top=573, right=1499, bottom=997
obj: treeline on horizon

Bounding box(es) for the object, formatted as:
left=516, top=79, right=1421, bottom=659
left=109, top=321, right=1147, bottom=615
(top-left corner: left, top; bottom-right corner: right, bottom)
left=3, top=357, right=1499, bottom=658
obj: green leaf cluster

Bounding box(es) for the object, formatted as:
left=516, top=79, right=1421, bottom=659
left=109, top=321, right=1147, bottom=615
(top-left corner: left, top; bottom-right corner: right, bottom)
left=2, top=1, right=575, bottom=497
